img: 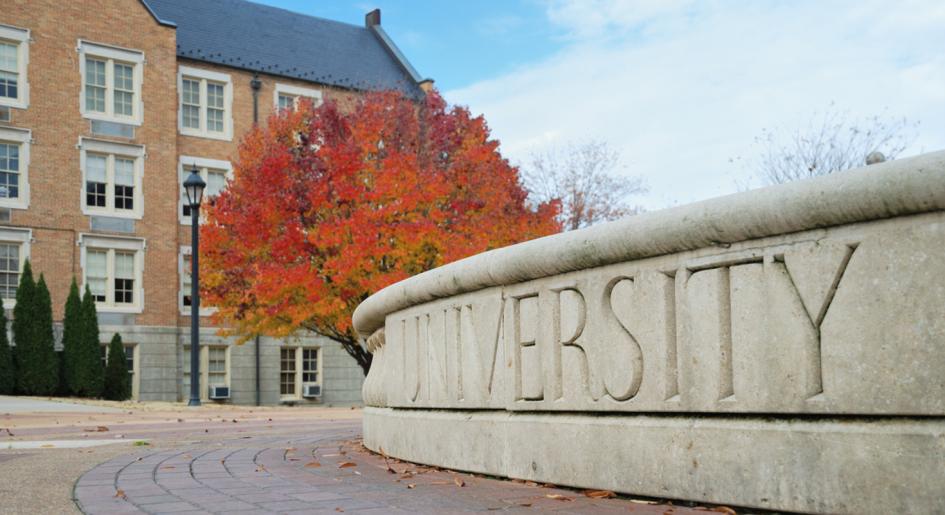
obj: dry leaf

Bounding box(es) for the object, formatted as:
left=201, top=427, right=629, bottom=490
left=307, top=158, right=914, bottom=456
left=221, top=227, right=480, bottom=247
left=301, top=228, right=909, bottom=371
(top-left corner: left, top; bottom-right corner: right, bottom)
left=407, top=483, right=416, bottom=489
left=160, top=466, right=175, bottom=470
left=545, top=494, right=574, bottom=502
left=631, top=499, right=657, bottom=505
left=338, top=461, right=356, bottom=468
left=518, top=503, right=533, bottom=507
left=454, top=477, right=465, bottom=487
left=41, top=444, right=55, bottom=448
left=304, top=461, right=321, bottom=468
left=114, top=489, right=126, bottom=499
left=525, top=481, right=539, bottom=487
left=709, top=508, right=736, bottom=515
left=584, top=490, right=617, bottom=499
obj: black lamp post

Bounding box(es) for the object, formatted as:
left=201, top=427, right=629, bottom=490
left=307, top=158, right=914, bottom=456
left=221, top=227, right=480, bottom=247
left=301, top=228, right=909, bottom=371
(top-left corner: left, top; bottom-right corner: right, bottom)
left=183, top=169, right=206, bottom=407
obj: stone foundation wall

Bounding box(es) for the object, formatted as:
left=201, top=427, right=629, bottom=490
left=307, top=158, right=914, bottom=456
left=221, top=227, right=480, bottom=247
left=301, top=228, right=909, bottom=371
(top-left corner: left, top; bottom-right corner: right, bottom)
left=355, top=151, right=945, bottom=514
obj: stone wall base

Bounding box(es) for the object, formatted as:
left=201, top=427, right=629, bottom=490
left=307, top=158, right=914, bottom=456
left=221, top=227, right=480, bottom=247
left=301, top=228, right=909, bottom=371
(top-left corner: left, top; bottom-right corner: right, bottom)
left=363, top=407, right=945, bottom=514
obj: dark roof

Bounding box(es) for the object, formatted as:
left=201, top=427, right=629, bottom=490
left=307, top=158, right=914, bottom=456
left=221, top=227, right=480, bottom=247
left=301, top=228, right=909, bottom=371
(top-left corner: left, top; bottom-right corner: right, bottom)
left=142, top=0, right=423, bottom=96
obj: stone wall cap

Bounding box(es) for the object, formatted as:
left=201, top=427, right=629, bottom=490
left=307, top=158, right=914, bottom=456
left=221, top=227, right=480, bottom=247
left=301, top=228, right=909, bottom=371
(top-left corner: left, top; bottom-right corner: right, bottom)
left=353, top=150, right=945, bottom=338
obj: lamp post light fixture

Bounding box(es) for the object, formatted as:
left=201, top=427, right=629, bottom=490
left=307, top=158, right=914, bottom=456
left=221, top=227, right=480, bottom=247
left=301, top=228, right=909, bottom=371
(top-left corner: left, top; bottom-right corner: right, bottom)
left=183, top=169, right=207, bottom=407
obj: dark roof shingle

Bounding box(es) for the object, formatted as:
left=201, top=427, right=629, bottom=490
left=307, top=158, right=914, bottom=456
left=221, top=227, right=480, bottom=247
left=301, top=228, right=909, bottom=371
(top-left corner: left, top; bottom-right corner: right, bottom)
left=143, top=0, right=422, bottom=96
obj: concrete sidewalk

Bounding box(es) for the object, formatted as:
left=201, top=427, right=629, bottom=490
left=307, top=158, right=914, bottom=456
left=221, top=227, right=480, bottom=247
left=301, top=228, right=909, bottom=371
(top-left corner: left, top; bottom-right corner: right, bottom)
left=0, top=396, right=125, bottom=414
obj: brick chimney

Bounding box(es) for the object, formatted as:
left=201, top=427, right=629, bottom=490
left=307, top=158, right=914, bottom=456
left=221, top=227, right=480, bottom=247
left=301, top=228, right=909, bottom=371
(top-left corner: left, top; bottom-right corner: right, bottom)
left=365, top=9, right=381, bottom=28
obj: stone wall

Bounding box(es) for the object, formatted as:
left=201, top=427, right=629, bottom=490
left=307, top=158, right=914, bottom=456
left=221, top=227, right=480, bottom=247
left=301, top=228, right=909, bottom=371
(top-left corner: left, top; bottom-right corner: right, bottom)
left=356, top=151, right=945, bottom=514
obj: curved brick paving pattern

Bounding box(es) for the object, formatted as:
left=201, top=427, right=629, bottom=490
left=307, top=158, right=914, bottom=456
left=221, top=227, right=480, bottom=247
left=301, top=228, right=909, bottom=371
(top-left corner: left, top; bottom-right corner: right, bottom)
left=74, top=429, right=708, bottom=514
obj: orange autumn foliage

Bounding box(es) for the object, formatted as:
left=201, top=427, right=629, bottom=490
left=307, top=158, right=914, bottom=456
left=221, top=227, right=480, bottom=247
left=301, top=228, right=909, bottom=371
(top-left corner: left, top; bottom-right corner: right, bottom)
left=201, top=90, right=560, bottom=373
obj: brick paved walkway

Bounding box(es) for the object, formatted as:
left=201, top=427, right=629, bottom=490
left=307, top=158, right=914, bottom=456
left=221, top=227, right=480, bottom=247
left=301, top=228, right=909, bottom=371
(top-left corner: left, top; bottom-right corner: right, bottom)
left=73, top=419, right=709, bottom=514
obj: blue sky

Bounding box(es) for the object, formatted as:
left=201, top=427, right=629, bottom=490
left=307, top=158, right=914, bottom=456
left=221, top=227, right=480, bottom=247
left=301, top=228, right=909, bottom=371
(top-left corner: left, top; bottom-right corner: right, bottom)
left=253, top=0, right=561, bottom=91
left=257, top=1, right=945, bottom=210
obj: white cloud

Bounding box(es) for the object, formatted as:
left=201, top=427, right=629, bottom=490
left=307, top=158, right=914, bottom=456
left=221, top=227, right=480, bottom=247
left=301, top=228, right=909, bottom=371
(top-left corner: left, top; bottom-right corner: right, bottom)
left=446, top=0, right=945, bottom=209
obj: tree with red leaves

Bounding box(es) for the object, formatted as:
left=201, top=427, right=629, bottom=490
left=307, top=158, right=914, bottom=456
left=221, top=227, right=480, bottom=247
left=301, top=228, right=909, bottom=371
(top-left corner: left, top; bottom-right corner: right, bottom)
left=201, top=91, right=560, bottom=374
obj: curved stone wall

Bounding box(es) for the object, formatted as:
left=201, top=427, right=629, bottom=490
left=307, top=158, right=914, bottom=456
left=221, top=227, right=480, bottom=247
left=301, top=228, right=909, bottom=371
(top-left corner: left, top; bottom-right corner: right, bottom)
left=357, top=151, right=945, bottom=514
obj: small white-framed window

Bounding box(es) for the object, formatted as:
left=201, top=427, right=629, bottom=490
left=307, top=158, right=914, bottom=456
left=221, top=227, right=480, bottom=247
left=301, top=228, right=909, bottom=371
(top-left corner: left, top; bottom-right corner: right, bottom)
left=0, top=25, right=29, bottom=109
left=0, top=227, right=30, bottom=308
left=182, top=344, right=229, bottom=401
left=280, top=346, right=321, bottom=400
left=0, top=127, right=30, bottom=210
left=273, top=84, right=322, bottom=112
left=79, top=234, right=145, bottom=313
left=178, top=66, right=232, bottom=140
left=79, top=138, right=144, bottom=219
left=178, top=156, right=231, bottom=225
left=78, top=41, right=143, bottom=125
left=178, top=245, right=216, bottom=316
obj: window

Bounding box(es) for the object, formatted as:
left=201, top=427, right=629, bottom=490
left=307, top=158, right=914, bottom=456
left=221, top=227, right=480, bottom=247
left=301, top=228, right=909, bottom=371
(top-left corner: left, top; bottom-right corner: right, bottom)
left=178, top=66, right=232, bottom=140
left=280, top=347, right=321, bottom=399
left=178, top=245, right=215, bottom=315
left=208, top=347, right=227, bottom=386
left=78, top=41, right=143, bottom=124
left=182, top=345, right=228, bottom=401
left=0, top=127, right=30, bottom=209
left=80, top=138, right=144, bottom=219
left=0, top=228, right=29, bottom=307
left=80, top=235, right=144, bottom=312
left=179, top=157, right=231, bottom=224
left=0, top=25, right=29, bottom=109
left=273, top=84, right=322, bottom=112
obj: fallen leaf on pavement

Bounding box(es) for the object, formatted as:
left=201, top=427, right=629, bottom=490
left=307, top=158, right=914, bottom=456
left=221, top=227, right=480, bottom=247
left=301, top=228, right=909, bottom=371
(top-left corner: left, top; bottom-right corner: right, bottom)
left=545, top=494, right=574, bottom=502
left=114, top=489, right=126, bottom=499
left=407, top=483, right=416, bottom=489
left=631, top=499, right=657, bottom=505
left=338, top=461, right=356, bottom=468
left=454, top=477, right=465, bottom=487
left=160, top=466, right=175, bottom=470
left=584, top=490, right=617, bottom=499
left=518, top=503, right=533, bottom=507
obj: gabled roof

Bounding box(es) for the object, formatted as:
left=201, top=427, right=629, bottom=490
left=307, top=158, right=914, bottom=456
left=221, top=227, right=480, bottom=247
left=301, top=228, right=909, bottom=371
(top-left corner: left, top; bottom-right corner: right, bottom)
left=142, top=0, right=423, bottom=96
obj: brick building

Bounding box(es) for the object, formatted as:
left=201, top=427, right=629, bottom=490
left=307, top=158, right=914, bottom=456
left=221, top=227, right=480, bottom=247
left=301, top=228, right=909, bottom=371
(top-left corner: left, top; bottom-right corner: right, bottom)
left=0, top=0, right=429, bottom=404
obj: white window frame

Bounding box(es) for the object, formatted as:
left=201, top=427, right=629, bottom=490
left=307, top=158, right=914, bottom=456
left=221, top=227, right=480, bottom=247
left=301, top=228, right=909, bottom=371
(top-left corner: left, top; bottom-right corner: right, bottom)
left=280, top=346, right=322, bottom=401
left=79, top=234, right=145, bottom=313
left=79, top=138, right=145, bottom=219
left=273, top=83, right=323, bottom=112
left=77, top=41, right=144, bottom=125
left=178, top=245, right=217, bottom=316
left=0, top=127, right=30, bottom=210
left=0, top=24, right=29, bottom=109
left=182, top=344, right=230, bottom=401
left=178, top=156, right=231, bottom=225
left=177, top=66, right=232, bottom=141
left=0, top=227, right=30, bottom=309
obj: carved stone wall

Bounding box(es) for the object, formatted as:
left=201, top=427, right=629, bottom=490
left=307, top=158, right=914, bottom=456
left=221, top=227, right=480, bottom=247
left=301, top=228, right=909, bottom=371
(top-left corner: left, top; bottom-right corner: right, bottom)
left=356, top=151, right=945, bottom=514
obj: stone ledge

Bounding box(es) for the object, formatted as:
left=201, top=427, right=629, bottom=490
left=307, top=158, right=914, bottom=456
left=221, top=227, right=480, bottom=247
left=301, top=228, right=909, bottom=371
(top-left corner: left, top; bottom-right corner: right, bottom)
left=363, top=407, right=945, bottom=515
left=353, top=151, right=945, bottom=338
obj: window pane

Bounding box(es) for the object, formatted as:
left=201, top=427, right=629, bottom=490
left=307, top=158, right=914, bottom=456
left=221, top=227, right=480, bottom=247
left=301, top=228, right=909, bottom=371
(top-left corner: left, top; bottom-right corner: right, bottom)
left=0, top=44, right=16, bottom=99
left=207, top=108, right=223, bottom=132
left=182, top=79, right=200, bottom=105
left=278, top=94, right=295, bottom=111
left=182, top=105, right=200, bottom=129
left=0, top=142, right=19, bottom=199
left=0, top=242, right=19, bottom=299
left=113, top=63, right=134, bottom=116
left=206, top=83, right=224, bottom=109
left=181, top=250, right=192, bottom=306
left=0, top=43, right=16, bottom=73
left=86, top=154, right=107, bottom=182
left=208, top=347, right=226, bottom=385
left=206, top=170, right=226, bottom=197
left=124, top=346, right=134, bottom=373
left=115, top=158, right=134, bottom=185
left=115, top=252, right=134, bottom=279
left=87, top=182, right=106, bottom=208
left=86, top=250, right=107, bottom=302
left=280, top=348, right=296, bottom=396
left=114, top=185, right=133, bottom=210
left=85, top=58, right=106, bottom=113
left=302, top=348, right=318, bottom=384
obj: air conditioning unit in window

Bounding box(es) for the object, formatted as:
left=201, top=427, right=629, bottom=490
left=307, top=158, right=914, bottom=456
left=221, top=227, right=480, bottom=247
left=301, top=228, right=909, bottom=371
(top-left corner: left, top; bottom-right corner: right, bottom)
left=208, top=385, right=230, bottom=400
left=302, top=384, right=321, bottom=398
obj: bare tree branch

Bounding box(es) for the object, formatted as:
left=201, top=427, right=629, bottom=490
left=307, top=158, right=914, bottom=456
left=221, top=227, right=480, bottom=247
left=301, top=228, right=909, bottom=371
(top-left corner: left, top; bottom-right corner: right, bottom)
left=752, top=104, right=919, bottom=185
left=523, top=140, right=647, bottom=231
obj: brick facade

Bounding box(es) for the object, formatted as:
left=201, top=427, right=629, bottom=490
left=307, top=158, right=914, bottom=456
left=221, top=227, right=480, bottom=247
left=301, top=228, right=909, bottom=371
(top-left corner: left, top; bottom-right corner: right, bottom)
left=0, top=0, right=407, bottom=404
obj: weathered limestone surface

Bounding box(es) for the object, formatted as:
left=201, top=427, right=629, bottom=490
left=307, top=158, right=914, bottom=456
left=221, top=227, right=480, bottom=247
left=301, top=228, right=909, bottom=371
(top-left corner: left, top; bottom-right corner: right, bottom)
left=356, top=151, right=945, bottom=514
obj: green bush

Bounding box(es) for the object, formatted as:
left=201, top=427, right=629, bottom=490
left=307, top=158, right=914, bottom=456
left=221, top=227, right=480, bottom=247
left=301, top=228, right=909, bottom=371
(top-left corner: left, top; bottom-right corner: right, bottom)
left=80, top=285, right=104, bottom=397
left=102, top=333, right=130, bottom=401
left=0, top=306, right=13, bottom=394
left=11, top=259, right=34, bottom=393
left=11, top=263, right=57, bottom=394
